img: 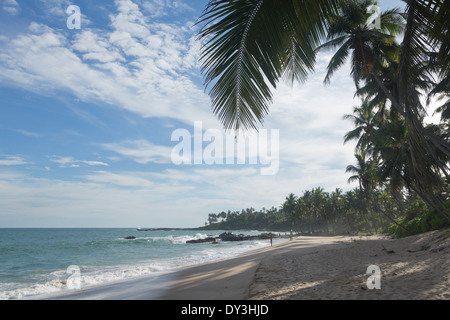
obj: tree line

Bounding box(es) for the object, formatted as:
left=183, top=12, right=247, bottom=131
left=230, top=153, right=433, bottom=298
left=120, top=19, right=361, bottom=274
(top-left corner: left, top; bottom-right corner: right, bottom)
left=202, top=186, right=449, bottom=236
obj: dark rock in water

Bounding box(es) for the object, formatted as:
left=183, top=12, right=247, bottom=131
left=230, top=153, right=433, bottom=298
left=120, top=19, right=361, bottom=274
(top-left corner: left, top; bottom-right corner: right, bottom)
left=186, top=237, right=217, bottom=244
left=218, top=232, right=274, bottom=241
left=124, top=236, right=136, bottom=240
left=219, top=232, right=249, bottom=241
left=186, top=232, right=279, bottom=244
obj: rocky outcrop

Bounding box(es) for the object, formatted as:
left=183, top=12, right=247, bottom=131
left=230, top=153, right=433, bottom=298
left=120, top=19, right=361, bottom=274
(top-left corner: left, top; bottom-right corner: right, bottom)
left=219, top=232, right=274, bottom=241
left=186, top=232, right=278, bottom=244
left=185, top=237, right=218, bottom=244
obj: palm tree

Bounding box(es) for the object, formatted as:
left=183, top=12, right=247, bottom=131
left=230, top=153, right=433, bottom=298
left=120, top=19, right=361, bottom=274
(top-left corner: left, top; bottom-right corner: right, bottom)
left=355, top=60, right=400, bottom=113
left=346, top=150, right=413, bottom=232
left=316, top=0, right=404, bottom=89
left=295, top=196, right=308, bottom=233
left=300, top=189, right=316, bottom=233
left=198, top=0, right=407, bottom=131
left=198, top=0, right=450, bottom=219
left=312, top=187, right=329, bottom=221
left=343, top=96, right=385, bottom=152
left=282, top=193, right=298, bottom=224
left=371, top=111, right=450, bottom=221
left=346, top=152, right=378, bottom=194
left=328, top=188, right=347, bottom=231
left=428, top=74, right=450, bottom=122
left=394, top=0, right=450, bottom=220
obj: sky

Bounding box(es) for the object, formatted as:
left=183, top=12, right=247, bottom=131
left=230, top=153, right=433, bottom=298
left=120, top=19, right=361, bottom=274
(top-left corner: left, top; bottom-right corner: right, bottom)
left=0, top=0, right=408, bottom=228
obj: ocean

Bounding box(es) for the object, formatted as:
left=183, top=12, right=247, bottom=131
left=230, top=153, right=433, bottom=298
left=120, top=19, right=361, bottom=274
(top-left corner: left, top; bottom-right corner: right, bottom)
left=0, top=228, right=282, bottom=300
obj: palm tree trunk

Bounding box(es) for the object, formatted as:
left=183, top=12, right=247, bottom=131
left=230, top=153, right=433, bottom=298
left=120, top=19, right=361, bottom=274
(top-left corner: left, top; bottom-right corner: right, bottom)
left=373, top=201, right=412, bottom=235
left=370, top=71, right=404, bottom=115
left=371, top=70, right=450, bottom=222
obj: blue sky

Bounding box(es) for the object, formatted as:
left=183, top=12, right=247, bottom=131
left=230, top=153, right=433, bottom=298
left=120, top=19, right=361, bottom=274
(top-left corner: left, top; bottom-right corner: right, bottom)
left=0, top=0, right=407, bottom=228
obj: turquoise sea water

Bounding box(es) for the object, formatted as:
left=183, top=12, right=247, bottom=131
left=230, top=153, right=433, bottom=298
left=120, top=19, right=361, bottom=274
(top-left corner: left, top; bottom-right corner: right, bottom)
left=0, top=228, right=278, bottom=299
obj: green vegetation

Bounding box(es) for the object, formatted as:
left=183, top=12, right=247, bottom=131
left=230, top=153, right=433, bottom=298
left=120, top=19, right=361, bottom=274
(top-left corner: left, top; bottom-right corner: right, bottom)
left=198, top=0, right=449, bottom=236
left=202, top=190, right=449, bottom=237
left=201, top=207, right=291, bottom=231
left=387, top=200, right=450, bottom=237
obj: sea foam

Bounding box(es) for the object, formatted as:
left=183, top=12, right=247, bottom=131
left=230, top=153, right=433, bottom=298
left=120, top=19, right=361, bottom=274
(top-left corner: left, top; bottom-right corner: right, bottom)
left=1, top=229, right=278, bottom=300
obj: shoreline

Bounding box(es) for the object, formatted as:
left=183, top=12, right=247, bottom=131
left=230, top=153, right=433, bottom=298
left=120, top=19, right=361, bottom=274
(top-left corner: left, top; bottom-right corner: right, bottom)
left=30, top=236, right=287, bottom=300
left=157, top=237, right=291, bottom=300
left=32, top=229, right=450, bottom=300
left=158, top=236, right=350, bottom=300
left=160, top=230, right=450, bottom=300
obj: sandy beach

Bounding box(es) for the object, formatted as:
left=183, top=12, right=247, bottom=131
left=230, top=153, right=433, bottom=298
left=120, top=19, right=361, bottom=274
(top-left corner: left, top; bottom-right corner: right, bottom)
left=41, top=229, right=450, bottom=300
left=160, top=229, right=450, bottom=300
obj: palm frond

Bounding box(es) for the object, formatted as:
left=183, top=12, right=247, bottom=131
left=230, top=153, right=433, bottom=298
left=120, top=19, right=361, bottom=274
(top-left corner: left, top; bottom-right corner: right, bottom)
left=198, top=0, right=341, bottom=131
left=398, top=0, right=450, bottom=165
left=379, top=7, right=405, bottom=35
left=324, top=40, right=351, bottom=84
left=283, top=32, right=317, bottom=86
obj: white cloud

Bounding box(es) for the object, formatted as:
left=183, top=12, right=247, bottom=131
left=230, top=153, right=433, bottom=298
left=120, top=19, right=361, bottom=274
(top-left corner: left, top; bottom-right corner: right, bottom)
left=28, top=22, right=53, bottom=34
left=0, top=1, right=364, bottom=228
left=249, top=70, right=359, bottom=194
left=0, top=0, right=217, bottom=127
left=50, top=156, right=109, bottom=168
left=15, top=129, right=42, bottom=138
left=83, top=171, right=154, bottom=187
left=0, top=155, right=28, bottom=166
left=81, top=160, right=110, bottom=166
left=38, top=0, right=71, bottom=18
left=100, top=139, right=173, bottom=164
left=2, top=0, right=20, bottom=15
left=0, top=166, right=293, bottom=227
left=140, top=0, right=194, bottom=18
left=72, top=30, right=125, bottom=63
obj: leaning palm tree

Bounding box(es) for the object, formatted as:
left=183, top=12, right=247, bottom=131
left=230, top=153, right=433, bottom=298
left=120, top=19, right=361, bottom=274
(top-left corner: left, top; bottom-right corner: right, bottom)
left=370, top=106, right=450, bottom=221
left=346, top=150, right=413, bottom=232
left=394, top=0, right=450, bottom=207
